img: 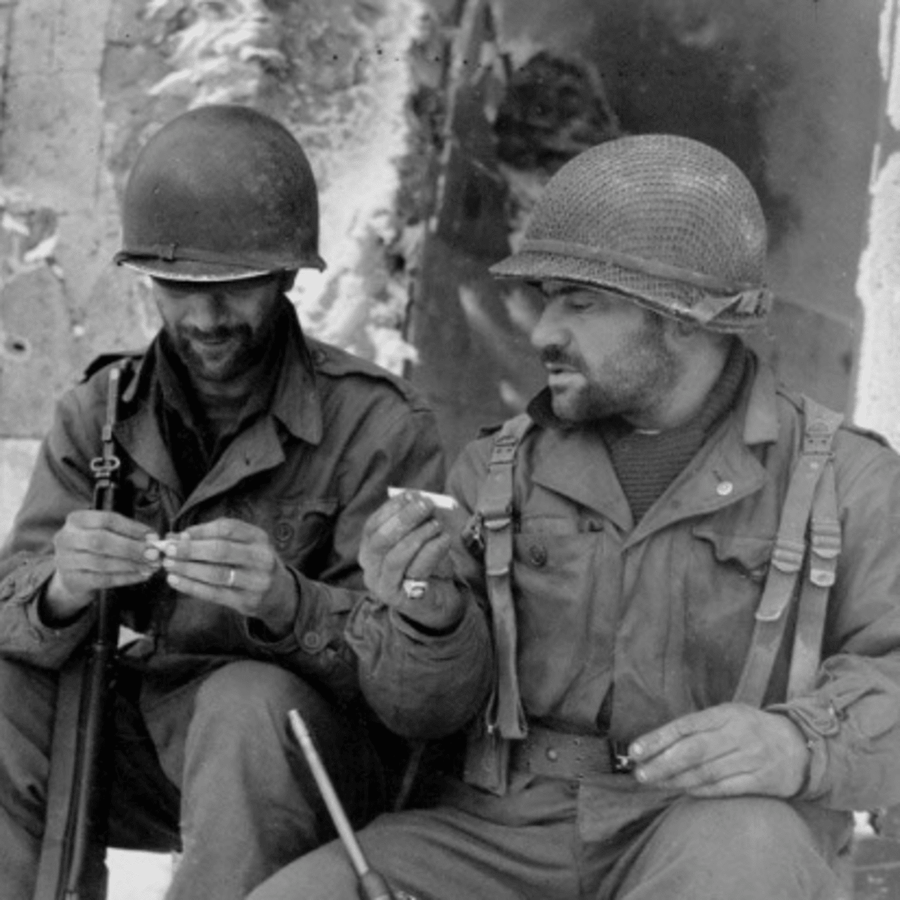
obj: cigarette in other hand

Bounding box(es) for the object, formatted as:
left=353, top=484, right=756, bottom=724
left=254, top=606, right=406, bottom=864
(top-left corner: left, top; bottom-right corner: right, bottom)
left=387, top=486, right=459, bottom=510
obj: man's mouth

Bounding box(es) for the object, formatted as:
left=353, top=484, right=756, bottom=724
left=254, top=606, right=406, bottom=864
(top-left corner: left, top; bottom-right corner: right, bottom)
left=544, top=360, right=583, bottom=381
left=188, top=330, right=237, bottom=348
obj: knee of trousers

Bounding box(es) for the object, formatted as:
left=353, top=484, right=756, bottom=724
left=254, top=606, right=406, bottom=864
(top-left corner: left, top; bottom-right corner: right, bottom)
left=659, top=796, right=823, bottom=865
left=0, top=658, right=56, bottom=817
left=189, top=660, right=333, bottom=748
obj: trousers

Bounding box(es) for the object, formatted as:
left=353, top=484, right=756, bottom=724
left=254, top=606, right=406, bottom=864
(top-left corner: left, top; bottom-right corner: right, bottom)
left=0, top=656, right=384, bottom=900
left=247, top=774, right=852, bottom=900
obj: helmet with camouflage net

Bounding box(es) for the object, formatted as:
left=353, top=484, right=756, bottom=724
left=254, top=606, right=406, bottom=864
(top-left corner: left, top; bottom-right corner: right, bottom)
left=115, top=104, right=326, bottom=282
left=490, top=134, right=773, bottom=332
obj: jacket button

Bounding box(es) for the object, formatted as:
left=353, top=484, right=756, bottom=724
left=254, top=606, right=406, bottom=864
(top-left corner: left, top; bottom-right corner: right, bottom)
left=274, top=522, right=294, bottom=546
left=716, top=481, right=734, bottom=497
left=528, top=543, right=548, bottom=567
left=546, top=748, right=559, bottom=761
left=301, top=632, right=322, bottom=651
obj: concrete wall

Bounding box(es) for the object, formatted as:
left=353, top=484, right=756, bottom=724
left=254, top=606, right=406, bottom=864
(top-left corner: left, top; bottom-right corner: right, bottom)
left=855, top=0, right=900, bottom=449
left=0, top=0, right=450, bottom=534
left=409, top=0, right=885, bottom=461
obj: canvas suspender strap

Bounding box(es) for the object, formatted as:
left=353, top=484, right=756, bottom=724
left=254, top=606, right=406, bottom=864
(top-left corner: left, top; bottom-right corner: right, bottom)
left=787, top=422, right=842, bottom=698
left=733, top=397, right=843, bottom=707
left=477, top=414, right=532, bottom=740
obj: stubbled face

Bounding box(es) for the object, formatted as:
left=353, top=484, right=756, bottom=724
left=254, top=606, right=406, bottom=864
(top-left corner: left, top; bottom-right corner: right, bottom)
left=530, top=281, right=683, bottom=426
left=151, top=274, right=284, bottom=386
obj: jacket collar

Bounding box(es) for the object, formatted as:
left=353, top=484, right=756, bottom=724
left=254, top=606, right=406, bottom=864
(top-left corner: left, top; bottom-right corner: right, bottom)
left=121, top=299, right=323, bottom=445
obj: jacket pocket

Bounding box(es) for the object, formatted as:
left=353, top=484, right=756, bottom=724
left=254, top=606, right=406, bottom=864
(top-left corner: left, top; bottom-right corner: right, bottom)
left=684, top=526, right=774, bottom=703
left=279, top=498, right=339, bottom=564
left=512, top=522, right=610, bottom=717
left=244, top=497, right=340, bottom=568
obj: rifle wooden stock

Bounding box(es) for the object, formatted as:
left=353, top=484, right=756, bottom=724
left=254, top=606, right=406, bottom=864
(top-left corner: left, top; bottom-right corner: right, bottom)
left=33, top=366, right=124, bottom=900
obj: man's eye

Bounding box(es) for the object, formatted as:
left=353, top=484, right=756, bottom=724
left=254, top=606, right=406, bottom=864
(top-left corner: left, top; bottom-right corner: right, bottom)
left=565, top=298, right=594, bottom=312
left=154, top=279, right=196, bottom=298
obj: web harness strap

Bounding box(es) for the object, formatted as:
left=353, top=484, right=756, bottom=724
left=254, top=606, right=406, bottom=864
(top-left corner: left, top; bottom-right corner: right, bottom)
left=476, top=413, right=533, bottom=741
left=733, top=397, right=844, bottom=707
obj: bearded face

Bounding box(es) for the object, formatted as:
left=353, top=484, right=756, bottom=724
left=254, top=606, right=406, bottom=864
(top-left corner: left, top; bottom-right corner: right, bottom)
left=532, top=283, right=683, bottom=426
left=151, top=275, right=285, bottom=385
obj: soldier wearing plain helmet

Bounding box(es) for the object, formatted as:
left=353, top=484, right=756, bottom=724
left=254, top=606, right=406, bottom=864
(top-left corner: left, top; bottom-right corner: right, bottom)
left=0, top=104, right=457, bottom=900
left=252, top=134, right=900, bottom=900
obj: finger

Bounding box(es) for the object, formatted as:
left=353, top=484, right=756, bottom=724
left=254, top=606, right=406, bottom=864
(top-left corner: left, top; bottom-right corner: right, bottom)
left=685, top=773, right=763, bottom=798
left=55, top=547, right=159, bottom=599
left=362, top=494, right=419, bottom=539
left=62, top=528, right=156, bottom=563
left=64, top=568, right=159, bottom=594
left=60, top=547, right=153, bottom=576
left=403, top=532, right=452, bottom=580
left=630, top=706, right=731, bottom=763
left=364, top=495, right=436, bottom=555
left=655, top=764, right=762, bottom=798
left=163, top=536, right=265, bottom=568
left=164, top=567, right=243, bottom=607
left=67, top=509, right=157, bottom=541
left=378, top=519, right=443, bottom=586
left=636, top=743, right=747, bottom=790
left=163, top=556, right=267, bottom=592
left=180, top=518, right=266, bottom=544
left=56, top=532, right=160, bottom=579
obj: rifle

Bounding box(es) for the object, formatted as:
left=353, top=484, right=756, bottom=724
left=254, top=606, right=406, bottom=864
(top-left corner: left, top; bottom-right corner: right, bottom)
left=33, top=365, right=125, bottom=900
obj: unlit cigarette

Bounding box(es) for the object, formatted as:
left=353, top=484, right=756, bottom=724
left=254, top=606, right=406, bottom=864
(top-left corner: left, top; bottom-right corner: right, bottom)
left=387, top=486, right=458, bottom=510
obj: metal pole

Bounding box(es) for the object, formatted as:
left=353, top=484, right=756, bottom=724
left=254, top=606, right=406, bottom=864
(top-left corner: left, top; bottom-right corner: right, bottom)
left=288, top=709, right=393, bottom=900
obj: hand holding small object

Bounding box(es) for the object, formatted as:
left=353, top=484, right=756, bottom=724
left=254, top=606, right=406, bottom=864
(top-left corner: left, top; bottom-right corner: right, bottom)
left=158, top=518, right=297, bottom=635
left=359, top=489, right=463, bottom=630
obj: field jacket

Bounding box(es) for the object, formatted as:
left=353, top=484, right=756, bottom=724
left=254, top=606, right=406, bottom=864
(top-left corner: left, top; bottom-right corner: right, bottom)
left=0, top=310, right=489, bottom=732
left=361, top=353, right=900, bottom=824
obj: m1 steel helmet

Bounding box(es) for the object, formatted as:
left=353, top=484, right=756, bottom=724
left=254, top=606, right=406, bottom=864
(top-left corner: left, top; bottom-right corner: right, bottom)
left=115, top=104, right=326, bottom=282
left=491, top=134, right=773, bottom=333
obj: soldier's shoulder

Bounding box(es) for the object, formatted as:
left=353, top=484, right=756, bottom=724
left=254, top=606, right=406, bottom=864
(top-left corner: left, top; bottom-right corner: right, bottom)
left=80, top=350, right=145, bottom=384
left=775, top=385, right=891, bottom=452
left=307, top=337, right=424, bottom=405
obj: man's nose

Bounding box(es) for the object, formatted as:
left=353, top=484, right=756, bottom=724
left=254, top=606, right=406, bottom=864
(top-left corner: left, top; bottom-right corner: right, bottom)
left=530, top=299, right=568, bottom=351
left=185, top=291, right=227, bottom=329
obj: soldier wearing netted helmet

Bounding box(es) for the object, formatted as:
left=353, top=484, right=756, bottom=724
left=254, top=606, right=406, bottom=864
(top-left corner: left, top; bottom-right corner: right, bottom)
left=0, top=105, right=477, bottom=900
left=252, top=134, right=900, bottom=900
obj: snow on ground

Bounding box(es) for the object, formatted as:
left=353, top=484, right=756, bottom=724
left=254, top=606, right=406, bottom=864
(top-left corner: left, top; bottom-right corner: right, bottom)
left=107, top=850, right=173, bottom=900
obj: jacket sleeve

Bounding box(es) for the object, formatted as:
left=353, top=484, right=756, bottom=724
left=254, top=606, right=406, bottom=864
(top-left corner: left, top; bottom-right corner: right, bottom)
left=340, top=436, right=495, bottom=738
left=241, top=396, right=492, bottom=715
left=0, top=385, right=101, bottom=669
left=770, top=434, right=900, bottom=811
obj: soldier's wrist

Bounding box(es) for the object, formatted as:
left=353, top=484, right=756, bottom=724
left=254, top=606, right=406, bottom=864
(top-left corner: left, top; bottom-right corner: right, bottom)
left=39, top=573, right=89, bottom=627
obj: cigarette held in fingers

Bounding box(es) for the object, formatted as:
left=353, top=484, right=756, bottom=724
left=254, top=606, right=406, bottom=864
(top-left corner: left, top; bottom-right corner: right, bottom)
left=144, top=534, right=185, bottom=556
left=387, top=486, right=458, bottom=510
